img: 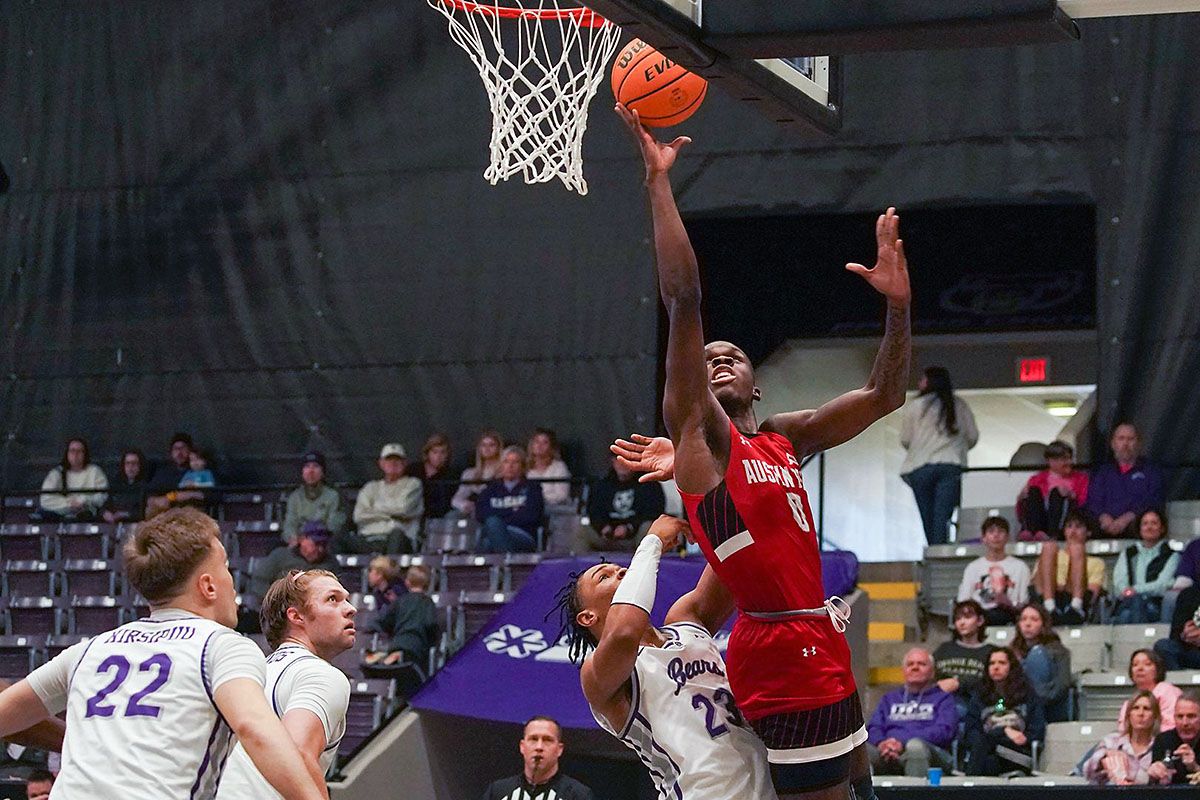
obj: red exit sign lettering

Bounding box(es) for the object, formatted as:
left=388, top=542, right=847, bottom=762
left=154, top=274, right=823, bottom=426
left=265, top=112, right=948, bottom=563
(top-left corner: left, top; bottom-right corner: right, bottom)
left=1018, top=357, right=1049, bottom=383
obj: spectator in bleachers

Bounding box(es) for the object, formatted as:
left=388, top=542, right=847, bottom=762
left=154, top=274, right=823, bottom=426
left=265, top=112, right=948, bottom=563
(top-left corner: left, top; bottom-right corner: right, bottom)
left=935, top=600, right=997, bottom=713
left=475, top=446, right=544, bottom=553
left=1086, top=422, right=1165, bottom=539
left=899, top=366, right=979, bottom=546
left=1112, top=510, right=1180, bottom=624
left=173, top=446, right=216, bottom=510
left=1082, top=689, right=1160, bottom=785
left=963, top=646, right=1046, bottom=776
left=144, top=432, right=194, bottom=518
left=866, top=647, right=958, bottom=777
left=248, top=520, right=339, bottom=600
left=1016, top=440, right=1088, bottom=541
left=1155, top=585, right=1200, bottom=670
left=24, top=768, right=54, bottom=800
left=480, top=717, right=594, bottom=800
left=957, top=516, right=1029, bottom=625
left=1119, top=649, right=1181, bottom=734
left=364, top=565, right=437, bottom=672
left=102, top=448, right=147, bottom=524
left=407, top=433, right=455, bottom=519
left=353, top=443, right=424, bottom=554
left=1011, top=603, right=1072, bottom=723
left=1165, top=535, right=1200, bottom=626
left=578, top=453, right=666, bottom=553
left=367, top=556, right=404, bottom=614
left=451, top=430, right=504, bottom=517
left=1147, top=690, right=1200, bottom=784
left=37, top=437, right=109, bottom=521
left=526, top=428, right=573, bottom=511
left=282, top=451, right=347, bottom=545
left=1031, top=509, right=1106, bottom=624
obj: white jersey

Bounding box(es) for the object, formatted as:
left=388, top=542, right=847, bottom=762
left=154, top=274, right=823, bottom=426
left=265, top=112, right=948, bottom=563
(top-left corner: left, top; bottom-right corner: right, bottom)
left=590, top=622, right=776, bottom=800
left=25, top=609, right=266, bottom=800
left=215, top=643, right=350, bottom=800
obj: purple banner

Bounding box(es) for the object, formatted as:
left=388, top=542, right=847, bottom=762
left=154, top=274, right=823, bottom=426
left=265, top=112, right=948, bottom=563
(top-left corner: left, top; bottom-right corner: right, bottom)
left=411, top=552, right=858, bottom=729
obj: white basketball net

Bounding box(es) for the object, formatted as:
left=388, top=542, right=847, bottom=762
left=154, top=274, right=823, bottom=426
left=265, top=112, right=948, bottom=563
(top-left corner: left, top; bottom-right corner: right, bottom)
left=427, top=0, right=622, bottom=195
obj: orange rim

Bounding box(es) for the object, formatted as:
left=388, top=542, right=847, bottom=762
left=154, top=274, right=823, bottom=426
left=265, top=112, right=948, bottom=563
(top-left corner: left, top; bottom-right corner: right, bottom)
left=439, top=0, right=609, bottom=27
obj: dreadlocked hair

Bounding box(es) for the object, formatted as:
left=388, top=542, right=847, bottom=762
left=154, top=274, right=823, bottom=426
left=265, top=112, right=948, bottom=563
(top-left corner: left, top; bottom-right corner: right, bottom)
left=549, top=567, right=599, bottom=665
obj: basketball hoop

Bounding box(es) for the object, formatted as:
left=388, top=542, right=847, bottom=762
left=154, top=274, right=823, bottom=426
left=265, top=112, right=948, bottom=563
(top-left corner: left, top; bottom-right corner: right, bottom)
left=428, top=0, right=622, bottom=195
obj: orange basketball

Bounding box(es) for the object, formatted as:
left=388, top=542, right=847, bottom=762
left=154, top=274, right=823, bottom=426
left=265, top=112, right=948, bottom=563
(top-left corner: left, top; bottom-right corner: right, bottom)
left=612, top=39, right=707, bottom=128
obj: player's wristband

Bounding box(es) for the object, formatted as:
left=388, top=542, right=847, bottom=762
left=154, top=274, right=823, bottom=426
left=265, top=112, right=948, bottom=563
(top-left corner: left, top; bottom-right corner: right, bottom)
left=611, top=533, right=663, bottom=616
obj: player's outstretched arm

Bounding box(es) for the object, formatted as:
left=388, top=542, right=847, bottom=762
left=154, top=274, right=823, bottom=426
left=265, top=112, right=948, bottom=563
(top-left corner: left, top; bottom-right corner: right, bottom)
left=763, top=207, right=911, bottom=458
left=215, top=678, right=330, bottom=800
left=0, top=680, right=57, bottom=745
left=610, top=434, right=675, bottom=483
left=580, top=516, right=686, bottom=718
left=614, top=105, right=726, bottom=471
left=666, top=566, right=736, bottom=637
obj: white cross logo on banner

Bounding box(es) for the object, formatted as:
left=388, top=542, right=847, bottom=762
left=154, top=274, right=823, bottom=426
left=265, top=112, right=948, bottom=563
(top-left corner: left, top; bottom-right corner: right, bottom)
left=484, top=624, right=549, bottom=659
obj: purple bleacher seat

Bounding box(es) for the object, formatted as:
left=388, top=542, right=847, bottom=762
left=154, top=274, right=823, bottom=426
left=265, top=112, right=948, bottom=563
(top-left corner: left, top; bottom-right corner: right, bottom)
left=460, top=591, right=511, bottom=641
left=233, top=521, right=284, bottom=558
left=504, top=553, right=541, bottom=593
left=47, top=634, right=88, bottom=658
left=0, top=524, right=47, bottom=561
left=57, top=523, right=110, bottom=560
left=334, top=554, right=370, bottom=595
left=2, top=560, right=55, bottom=597
left=2, top=496, right=37, bottom=525
left=70, top=596, right=123, bottom=635
left=0, top=635, right=41, bottom=680
left=124, top=595, right=151, bottom=620
left=219, top=493, right=274, bottom=523
left=421, top=517, right=473, bottom=554
left=5, top=597, right=61, bottom=636
left=60, top=560, right=117, bottom=598
left=440, top=554, right=501, bottom=593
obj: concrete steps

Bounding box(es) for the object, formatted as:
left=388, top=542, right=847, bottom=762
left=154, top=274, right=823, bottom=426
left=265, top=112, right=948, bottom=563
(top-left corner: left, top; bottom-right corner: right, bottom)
left=862, top=565, right=921, bottom=689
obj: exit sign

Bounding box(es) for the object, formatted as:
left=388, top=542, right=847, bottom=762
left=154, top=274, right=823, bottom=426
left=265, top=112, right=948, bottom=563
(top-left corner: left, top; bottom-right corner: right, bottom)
left=1018, top=357, right=1050, bottom=383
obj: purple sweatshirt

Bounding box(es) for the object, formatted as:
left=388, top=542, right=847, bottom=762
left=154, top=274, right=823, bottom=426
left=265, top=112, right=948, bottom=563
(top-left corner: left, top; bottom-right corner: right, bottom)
left=867, top=685, right=958, bottom=748
left=1085, top=458, right=1165, bottom=522
left=475, top=478, right=545, bottom=535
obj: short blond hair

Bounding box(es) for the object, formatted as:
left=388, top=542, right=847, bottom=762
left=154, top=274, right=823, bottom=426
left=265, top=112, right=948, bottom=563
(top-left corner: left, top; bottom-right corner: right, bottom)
left=259, top=569, right=339, bottom=649
left=123, top=507, right=221, bottom=603
left=405, top=564, right=431, bottom=591
left=369, top=556, right=400, bottom=585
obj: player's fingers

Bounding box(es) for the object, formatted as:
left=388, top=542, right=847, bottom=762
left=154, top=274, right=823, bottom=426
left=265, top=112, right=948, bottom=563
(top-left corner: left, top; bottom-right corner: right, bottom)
left=845, top=262, right=870, bottom=276
left=875, top=212, right=885, bottom=240
left=631, top=433, right=654, bottom=445
left=668, top=136, right=692, bottom=151
left=896, top=239, right=907, bottom=267
left=613, top=438, right=645, bottom=454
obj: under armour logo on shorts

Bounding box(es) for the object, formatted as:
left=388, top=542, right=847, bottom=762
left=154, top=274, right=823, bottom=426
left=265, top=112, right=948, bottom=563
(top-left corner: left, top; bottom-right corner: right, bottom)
left=801, top=647, right=817, bottom=657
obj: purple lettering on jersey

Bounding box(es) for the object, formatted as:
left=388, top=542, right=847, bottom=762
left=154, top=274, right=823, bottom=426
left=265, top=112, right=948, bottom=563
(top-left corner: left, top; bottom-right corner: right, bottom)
left=84, top=655, right=130, bottom=718
left=82, top=653, right=174, bottom=719
left=104, top=624, right=196, bottom=645
left=667, top=656, right=726, bottom=696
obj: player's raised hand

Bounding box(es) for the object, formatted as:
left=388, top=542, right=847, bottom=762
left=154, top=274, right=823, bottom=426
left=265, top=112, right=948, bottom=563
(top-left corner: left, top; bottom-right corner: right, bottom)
left=611, top=434, right=676, bottom=483
left=647, top=514, right=692, bottom=551
left=845, top=207, right=911, bottom=306
left=615, top=103, right=690, bottom=179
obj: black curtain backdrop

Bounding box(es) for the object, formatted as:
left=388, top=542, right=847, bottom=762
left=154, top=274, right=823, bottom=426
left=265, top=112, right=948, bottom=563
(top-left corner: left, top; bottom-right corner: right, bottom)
left=1, top=3, right=1198, bottom=493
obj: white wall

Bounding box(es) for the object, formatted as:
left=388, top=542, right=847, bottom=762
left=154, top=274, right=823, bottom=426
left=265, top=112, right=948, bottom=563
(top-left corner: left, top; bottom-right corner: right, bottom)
left=755, top=340, right=1093, bottom=562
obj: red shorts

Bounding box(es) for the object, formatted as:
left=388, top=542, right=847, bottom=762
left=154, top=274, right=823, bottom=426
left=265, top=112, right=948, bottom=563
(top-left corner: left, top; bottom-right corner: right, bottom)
left=726, top=612, right=857, bottom=723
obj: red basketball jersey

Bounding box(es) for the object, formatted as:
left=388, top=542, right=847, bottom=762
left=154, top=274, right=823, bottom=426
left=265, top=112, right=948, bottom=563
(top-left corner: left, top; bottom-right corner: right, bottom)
left=680, top=420, right=856, bottom=721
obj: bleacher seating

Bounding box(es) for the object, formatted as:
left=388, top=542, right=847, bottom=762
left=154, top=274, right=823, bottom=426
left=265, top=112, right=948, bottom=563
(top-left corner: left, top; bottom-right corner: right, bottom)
left=343, top=679, right=396, bottom=754
left=1058, top=625, right=1109, bottom=675
left=6, top=596, right=61, bottom=635
left=460, top=591, right=512, bottom=642
left=0, top=524, right=48, bottom=561
left=1109, top=623, right=1168, bottom=670
left=1168, top=499, right=1200, bottom=543
left=0, top=634, right=41, bottom=680
left=1076, top=672, right=1137, bottom=722
left=47, top=634, right=88, bottom=658
left=219, top=492, right=275, bottom=522
left=61, top=559, right=118, bottom=596
left=505, top=553, right=540, bottom=592
left=1, top=560, right=54, bottom=596
left=334, top=554, right=371, bottom=595
left=1036, top=719, right=1099, bottom=777
left=70, top=595, right=123, bottom=635
left=1009, top=776, right=1088, bottom=786
left=440, top=554, right=501, bottom=593
left=233, top=520, right=283, bottom=558
left=57, top=522, right=108, bottom=559
left=2, top=496, right=37, bottom=525
left=1167, top=669, right=1200, bottom=687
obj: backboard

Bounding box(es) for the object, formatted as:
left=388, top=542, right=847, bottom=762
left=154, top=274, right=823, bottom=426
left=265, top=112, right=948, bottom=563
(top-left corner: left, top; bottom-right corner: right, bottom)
left=583, top=0, right=842, bottom=136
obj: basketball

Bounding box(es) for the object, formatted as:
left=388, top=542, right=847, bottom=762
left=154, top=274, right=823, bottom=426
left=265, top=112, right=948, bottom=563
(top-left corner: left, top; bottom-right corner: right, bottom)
left=611, top=39, right=707, bottom=128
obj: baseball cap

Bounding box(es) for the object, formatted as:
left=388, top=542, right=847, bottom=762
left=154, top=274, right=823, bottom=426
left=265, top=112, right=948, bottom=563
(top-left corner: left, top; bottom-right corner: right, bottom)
left=299, top=520, right=332, bottom=543
left=302, top=451, right=326, bottom=468
left=380, top=443, right=407, bottom=459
